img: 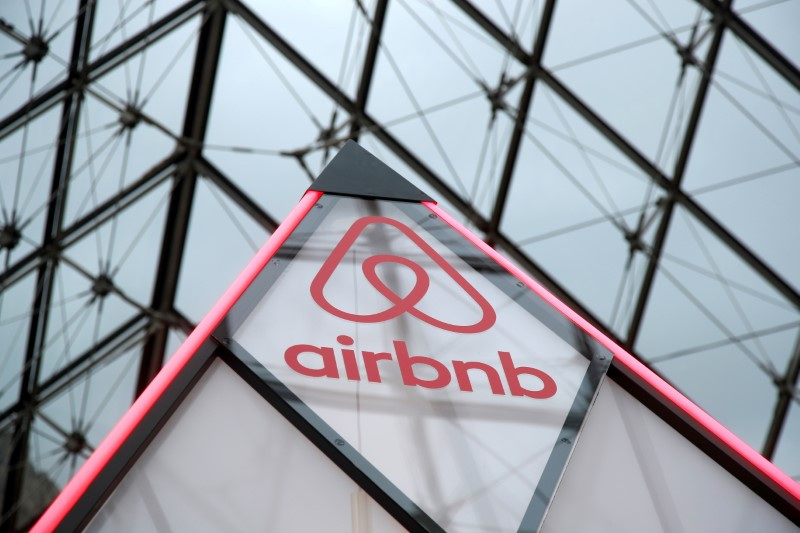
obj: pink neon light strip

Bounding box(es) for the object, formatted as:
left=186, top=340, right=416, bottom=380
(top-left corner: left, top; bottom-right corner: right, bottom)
left=424, top=201, right=800, bottom=503
left=32, top=190, right=323, bottom=532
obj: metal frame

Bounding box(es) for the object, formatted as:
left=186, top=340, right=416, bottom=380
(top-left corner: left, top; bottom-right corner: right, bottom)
left=1, top=0, right=799, bottom=527
left=626, top=1, right=730, bottom=348
left=137, top=0, right=227, bottom=395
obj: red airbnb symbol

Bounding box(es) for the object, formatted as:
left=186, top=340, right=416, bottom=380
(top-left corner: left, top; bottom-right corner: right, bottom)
left=310, top=216, right=496, bottom=334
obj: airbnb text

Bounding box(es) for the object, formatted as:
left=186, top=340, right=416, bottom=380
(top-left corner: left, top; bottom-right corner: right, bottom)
left=284, top=336, right=557, bottom=399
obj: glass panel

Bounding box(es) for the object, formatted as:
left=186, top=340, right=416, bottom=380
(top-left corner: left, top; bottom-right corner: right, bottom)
left=0, top=1, right=73, bottom=113
left=245, top=0, right=370, bottom=100
left=543, top=0, right=709, bottom=168
left=62, top=178, right=171, bottom=309
left=62, top=91, right=176, bottom=227
left=0, top=272, right=36, bottom=413
left=682, top=32, right=800, bottom=290
left=367, top=0, right=529, bottom=217
left=0, top=103, right=63, bottom=263
left=38, top=261, right=140, bottom=381
left=38, top=179, right=171, bottom=381
left=735, top=1, right=800, bottom=64
left=175, top=177, right=270, bottom=323
left=501, top=82, right=662, bottom=332
left=204, top=15, right=331, bottom=222
left=63, top=11, right=202, bottom=226
left=89, top=10, right=200, bottom=137
left=635, top=205, right=800, bottom=452
left=88, top=359, right=407, bottom=533
left=90, top=0, right=190, bottom=60
left=469, top=0, right=543, bottom=49
left=541, top=377, right=797, bottom=532
left=690, top=164, right=800, bottom=292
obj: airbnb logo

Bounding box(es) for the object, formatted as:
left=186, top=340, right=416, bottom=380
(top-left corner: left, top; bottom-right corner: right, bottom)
left=310, top=216, right=495, bottom=334
left=295, top=215, right=557, bottom=400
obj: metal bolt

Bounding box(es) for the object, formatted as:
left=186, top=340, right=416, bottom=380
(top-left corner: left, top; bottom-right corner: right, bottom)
left=334, top=438, right=345, bottom=446
left=428, top=213, right=437, bottom=219
left=0, top=224, right=22, bottom=251
left=560, top=437, right=571, bottom=444
left=118, top=105, right=142, bottom=130
left=91, top=273, right=114, bottom=299
left=64, top=431, right=87, bottom=454
left=23, top=35, right=48, bottom=63
left=516, top=281, right=524, bottom=288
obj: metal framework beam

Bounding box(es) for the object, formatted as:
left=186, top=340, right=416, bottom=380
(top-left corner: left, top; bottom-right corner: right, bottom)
left=626, top=5, right=729, bottom=348
left=763, top=332, right=800, bottom=459
left=449, top=0, right=529, bottom=64
left=136, top=1, right=227, bottom=395
left=693, top=0, right=800, bottom=92
left=349, top=0, right=389, bottom=140
left=488, top=0, right=557, bottom=239
left=193, top=156, right=279, bottom=232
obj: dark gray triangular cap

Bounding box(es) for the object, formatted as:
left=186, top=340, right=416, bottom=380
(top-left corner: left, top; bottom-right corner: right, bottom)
left=309, top=140, right=434, bottom=202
